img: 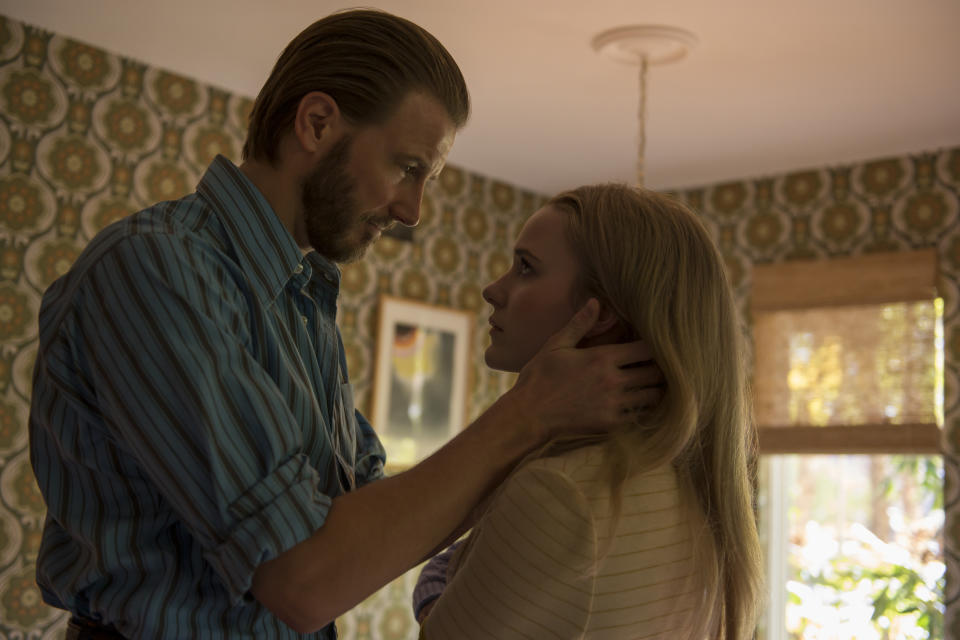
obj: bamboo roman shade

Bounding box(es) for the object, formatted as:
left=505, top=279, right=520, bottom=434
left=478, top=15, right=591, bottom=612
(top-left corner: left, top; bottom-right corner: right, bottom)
left=751, top=248, right=941, bottom=454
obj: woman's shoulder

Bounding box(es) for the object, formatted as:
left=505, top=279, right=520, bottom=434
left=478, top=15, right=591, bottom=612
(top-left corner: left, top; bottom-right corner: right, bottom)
left=527, top=444, right=623, bottom=504
left=529, top=444, right=680, bottom=490
left=527, top=443, right=606, bottom=480
left=468, top=448, right=599, bottom=572
left=483, top=448, right=606, bottom=545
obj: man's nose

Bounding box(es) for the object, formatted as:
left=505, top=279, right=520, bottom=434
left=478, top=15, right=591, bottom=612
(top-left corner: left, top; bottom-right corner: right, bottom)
left=389, top=182, right=425, bottom=227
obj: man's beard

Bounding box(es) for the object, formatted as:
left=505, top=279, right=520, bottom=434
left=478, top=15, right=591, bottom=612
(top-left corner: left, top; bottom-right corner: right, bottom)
left=300, top=135, right=386, bottom=263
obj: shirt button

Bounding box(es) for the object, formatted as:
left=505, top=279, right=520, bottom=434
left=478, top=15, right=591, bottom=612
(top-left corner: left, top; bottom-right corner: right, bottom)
left=293, top=263, right=304, bottom=274
left=301, top=315, right=308, bottom=325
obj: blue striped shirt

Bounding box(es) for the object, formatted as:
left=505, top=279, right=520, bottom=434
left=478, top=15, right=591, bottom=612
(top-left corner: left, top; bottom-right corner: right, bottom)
left=29, top=155, right=385, bottom=639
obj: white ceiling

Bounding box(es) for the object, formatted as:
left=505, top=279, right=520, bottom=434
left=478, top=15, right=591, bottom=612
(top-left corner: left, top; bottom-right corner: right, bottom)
left=3, top=0, right=960, bottom=194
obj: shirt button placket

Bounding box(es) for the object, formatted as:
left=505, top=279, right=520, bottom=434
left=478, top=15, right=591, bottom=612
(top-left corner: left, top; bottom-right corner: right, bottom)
left=292, top=262, right=311, bottom=329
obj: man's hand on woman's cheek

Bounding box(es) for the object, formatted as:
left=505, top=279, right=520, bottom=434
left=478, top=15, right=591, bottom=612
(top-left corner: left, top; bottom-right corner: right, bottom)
left=507, top=299, right=664, bottom=442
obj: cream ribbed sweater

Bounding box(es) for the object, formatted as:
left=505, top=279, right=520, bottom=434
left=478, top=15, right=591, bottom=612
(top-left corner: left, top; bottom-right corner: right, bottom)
left=422, top=446, right=698, bottom=639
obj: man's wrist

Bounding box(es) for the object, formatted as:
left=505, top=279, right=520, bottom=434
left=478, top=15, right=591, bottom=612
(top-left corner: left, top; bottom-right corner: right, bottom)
left=485, top=386, right=546, bottom=455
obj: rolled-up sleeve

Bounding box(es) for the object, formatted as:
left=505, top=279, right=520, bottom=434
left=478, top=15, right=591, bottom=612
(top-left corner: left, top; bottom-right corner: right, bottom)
left=353, top=410, right=386, bottom=485
left=206, top=454, right=331, bottom=600
left=70, top=233, right=332, bottom=601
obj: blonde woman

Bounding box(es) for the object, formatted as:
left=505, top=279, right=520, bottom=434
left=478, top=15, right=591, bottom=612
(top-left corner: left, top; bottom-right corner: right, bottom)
left=416, top=184, right=763, bottom=639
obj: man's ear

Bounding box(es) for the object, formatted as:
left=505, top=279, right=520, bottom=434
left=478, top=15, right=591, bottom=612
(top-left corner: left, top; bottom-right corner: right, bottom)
left=293, top=92, right=343, bottom=154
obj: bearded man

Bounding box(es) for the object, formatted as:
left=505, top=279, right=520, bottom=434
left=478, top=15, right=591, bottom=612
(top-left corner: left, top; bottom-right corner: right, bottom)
left=30, top=9, right=659, bottom=639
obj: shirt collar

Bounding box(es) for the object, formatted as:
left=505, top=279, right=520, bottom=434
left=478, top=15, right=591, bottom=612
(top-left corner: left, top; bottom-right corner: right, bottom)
left=196, top=155, right=330, bottom=303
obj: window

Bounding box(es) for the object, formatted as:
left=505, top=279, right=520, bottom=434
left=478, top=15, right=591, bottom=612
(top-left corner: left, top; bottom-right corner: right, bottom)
left=751, top=249, right=944, bottom=639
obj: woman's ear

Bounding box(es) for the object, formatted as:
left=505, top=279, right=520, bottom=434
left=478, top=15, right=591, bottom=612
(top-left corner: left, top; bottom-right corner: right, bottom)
left=582, top=301, right=623, bottom=340
left=293, top=92, right=343, bottom=154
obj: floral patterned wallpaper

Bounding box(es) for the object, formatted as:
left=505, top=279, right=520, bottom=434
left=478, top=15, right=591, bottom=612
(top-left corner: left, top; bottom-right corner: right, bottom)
left=1, top=11, right=959, bottom=640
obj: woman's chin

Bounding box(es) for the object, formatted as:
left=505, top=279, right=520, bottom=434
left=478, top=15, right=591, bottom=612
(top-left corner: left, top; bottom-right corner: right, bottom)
left=484, top=349, right=520, bottom=374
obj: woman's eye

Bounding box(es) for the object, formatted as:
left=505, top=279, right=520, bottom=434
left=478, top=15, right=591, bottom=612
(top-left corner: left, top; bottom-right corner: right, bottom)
left=516, top=258, right=532, bottom=275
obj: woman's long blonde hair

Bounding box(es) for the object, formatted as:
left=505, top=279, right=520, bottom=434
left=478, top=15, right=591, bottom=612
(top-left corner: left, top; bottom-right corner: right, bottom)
left=549, top=184, right=763, bottom=640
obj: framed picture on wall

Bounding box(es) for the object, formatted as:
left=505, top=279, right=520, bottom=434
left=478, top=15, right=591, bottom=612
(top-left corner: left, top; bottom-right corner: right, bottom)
left=371, top=295, right=474, bottom=472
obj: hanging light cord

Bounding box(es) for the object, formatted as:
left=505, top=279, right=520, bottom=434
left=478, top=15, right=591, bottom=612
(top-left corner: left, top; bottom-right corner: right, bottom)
left=636, top=55, right=648, bottom=189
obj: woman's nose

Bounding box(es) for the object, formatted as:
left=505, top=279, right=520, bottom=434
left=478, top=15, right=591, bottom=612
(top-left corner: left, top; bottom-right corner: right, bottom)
left=482, top=279, right=500, bottom=307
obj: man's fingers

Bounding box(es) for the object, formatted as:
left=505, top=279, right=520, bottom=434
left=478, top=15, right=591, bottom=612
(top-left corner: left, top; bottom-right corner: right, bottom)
left=542, top=298, right=599, bottom=350
left=622, top=385, right=665, bottom=414
left=585, top=339, right=655, bottom=367
left=512, top=313, right=666, bottom=434
left=593, top=386, right=665, bottom=426
left=619, top=361, right=665, bottom=389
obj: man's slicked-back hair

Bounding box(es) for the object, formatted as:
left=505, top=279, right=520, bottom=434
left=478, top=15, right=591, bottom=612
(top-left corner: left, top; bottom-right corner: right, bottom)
left=242, top=8, right=470, bottom=165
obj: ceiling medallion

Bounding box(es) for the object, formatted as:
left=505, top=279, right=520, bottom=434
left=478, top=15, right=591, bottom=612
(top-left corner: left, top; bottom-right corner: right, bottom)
left=591, top=25, right=698, bottom=65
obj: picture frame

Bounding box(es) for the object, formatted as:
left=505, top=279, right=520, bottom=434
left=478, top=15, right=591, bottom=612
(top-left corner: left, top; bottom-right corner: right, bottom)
left=371, top=295, right=474, bottom=472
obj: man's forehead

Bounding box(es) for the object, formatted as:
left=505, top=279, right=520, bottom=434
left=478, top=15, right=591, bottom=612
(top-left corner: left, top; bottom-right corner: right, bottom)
left=383, top=92, right=456, bottom=146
